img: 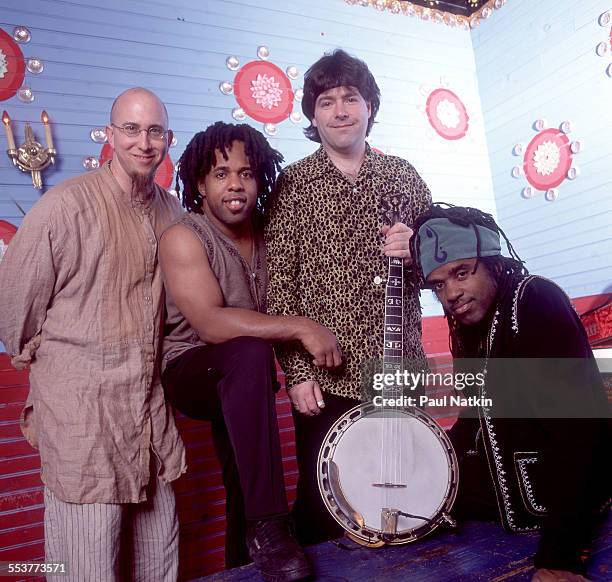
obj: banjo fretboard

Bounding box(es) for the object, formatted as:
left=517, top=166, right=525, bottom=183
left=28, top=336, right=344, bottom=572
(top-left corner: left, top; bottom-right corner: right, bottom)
left=382, top=256, right=403, bottom=398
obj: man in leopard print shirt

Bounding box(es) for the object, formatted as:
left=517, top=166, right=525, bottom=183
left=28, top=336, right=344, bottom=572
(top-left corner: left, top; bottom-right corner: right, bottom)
left=265, top=49, right=432, bottom=544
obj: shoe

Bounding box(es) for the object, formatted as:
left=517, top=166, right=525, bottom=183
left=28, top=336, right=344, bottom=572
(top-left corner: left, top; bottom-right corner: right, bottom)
left=246, top=517, right=312, bottom=582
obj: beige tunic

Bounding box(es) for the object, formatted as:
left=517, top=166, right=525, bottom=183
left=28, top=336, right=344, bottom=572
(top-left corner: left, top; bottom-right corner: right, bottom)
left=0, top=162, right=186, bottom=503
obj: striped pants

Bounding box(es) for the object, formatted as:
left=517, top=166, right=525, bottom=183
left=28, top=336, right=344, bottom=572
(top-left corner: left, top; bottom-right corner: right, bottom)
left=44, top=477, right=178, bottom=582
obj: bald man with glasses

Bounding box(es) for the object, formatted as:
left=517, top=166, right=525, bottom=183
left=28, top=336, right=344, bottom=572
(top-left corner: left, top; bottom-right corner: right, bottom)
left=0, top=87, right=185, bottom=581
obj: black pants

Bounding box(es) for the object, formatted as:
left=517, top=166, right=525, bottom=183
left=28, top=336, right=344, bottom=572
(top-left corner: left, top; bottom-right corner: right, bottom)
left=162, top=337, right=288, bottom=568
left=447, top=417, right=499, bottom=522
left=291, top=392, right=358, bottom=546
left=448, top=416, right=608, bottom=575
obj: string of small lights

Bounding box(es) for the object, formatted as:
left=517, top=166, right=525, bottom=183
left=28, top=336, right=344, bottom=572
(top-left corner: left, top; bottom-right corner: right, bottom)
left=343, top=0, right=507, bottom=28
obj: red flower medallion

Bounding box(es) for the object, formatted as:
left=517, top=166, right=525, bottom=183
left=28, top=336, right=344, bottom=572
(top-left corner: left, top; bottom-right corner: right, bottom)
left=234, top=61, right=294, bottom=124
left=0, top=29, right=26, bottom=102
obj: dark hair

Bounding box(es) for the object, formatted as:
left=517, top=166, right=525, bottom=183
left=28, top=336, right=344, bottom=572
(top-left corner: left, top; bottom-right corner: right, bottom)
left=174, top=122, right=284, bottom=218
left=301, top=49, right=381, bottom=143
left=409, top=203, right=529, bottom=357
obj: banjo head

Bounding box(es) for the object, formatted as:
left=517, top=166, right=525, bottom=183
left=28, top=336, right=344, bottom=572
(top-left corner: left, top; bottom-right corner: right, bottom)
left=317, top=403, right=459, bottom=545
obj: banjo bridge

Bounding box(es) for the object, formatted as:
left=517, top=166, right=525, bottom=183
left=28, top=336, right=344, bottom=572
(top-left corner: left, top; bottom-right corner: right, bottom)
left=372, top=482, right=407, bottom=488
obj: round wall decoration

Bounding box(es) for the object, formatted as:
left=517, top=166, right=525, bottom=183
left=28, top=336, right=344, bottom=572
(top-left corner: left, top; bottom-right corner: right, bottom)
left=596, top=11, right=612, bottom=75
left=0, top=219, right=18, bottom=263
left=233, top=61, right=294, bottom=124
left=0, top=219, right=17, bottom=243
left=425, top=88, right=469, bottom=140
left=219, top=47, right=302, bottom=135
left=511, top=120, right=581, bottom=201
left=98, top=144, right=175, bottom=190
left=523, top=128, right=571, bottom=191
left=0, top=28, right=26, bottom=102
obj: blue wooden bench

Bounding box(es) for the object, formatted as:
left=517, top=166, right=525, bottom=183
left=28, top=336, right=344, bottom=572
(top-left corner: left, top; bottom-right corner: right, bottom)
left=196, top=515, right=611, bottom=581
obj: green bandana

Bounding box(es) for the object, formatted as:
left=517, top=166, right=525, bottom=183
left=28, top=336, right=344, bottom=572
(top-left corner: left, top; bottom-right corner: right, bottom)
left=417, top=217, right=501, bottom=280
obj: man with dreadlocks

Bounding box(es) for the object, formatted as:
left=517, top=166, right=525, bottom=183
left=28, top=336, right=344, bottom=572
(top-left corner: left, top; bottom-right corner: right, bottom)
left=160, top=122, right=342, bottom=581
left=410, top=204, right=610, bottom=582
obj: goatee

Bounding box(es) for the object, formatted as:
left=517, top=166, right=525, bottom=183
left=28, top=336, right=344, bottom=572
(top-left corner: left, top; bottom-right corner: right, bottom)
left=130, top=171, right=155, bottom=200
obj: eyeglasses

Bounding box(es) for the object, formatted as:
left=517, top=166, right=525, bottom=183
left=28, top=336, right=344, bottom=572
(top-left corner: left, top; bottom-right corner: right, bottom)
left=110, top=123, right=169, bottom=141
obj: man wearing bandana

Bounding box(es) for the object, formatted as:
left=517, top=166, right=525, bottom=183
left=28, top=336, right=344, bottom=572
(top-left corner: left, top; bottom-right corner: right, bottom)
left=410, top=204, right=610, bottom=582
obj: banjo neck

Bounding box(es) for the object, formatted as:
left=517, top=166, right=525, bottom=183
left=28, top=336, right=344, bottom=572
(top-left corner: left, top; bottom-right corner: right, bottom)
left=382, top=255, right=404, bottom=400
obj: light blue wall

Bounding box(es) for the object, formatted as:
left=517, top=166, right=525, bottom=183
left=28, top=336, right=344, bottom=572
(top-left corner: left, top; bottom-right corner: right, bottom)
left=0, top=0, right=493, bottom=318
left=2, top=0, right=609, bottom=308
left=2, top=0, right=608, bottom=336
left=472, top=0, right=612, bottom=298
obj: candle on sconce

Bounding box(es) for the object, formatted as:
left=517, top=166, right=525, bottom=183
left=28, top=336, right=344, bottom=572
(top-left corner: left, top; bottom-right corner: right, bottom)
left=41, top=110, right=54, bottom=150
left=2, top=111, right=16, bottom=151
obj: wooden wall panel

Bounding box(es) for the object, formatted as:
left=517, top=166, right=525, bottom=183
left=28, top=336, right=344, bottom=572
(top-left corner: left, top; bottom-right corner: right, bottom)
left=0, top=1, right=491, bottom=311
left=471, top=0, right=612, bottom=299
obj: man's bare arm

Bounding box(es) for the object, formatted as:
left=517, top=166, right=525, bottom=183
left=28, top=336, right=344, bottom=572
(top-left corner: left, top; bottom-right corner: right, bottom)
left=159, top=224, right=342, bottom=368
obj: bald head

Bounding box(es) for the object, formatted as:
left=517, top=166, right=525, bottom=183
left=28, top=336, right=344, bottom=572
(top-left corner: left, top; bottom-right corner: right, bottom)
left=105, top=87, right=173, bottom=195
left=110, top=87, right=169, bottom=127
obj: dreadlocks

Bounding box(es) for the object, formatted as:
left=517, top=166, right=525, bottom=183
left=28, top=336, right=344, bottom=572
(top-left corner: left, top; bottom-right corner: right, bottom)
left=410, top=203, right=529, bottom=357
left=175, top=121, right=284, bottom=218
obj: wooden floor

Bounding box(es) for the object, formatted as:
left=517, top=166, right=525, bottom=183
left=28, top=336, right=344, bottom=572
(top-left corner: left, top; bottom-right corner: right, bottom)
left=195, top=516, right=611, bottom=582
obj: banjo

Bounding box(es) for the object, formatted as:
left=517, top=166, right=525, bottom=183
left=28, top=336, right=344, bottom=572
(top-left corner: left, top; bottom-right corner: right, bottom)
left=317, top=247, right=459, bottom=546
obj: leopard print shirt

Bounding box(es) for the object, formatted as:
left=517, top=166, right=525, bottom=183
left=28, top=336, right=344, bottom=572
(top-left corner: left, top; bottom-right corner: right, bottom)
left=265, top=145, right=432, bottom=400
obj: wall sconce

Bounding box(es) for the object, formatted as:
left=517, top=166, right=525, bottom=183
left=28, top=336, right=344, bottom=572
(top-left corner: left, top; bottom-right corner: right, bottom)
left=2, top=110, right=56, bottom=190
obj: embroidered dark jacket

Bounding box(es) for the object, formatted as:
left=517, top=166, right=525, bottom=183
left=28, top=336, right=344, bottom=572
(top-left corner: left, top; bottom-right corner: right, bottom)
left=451, top=275, right=610, bottom=572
